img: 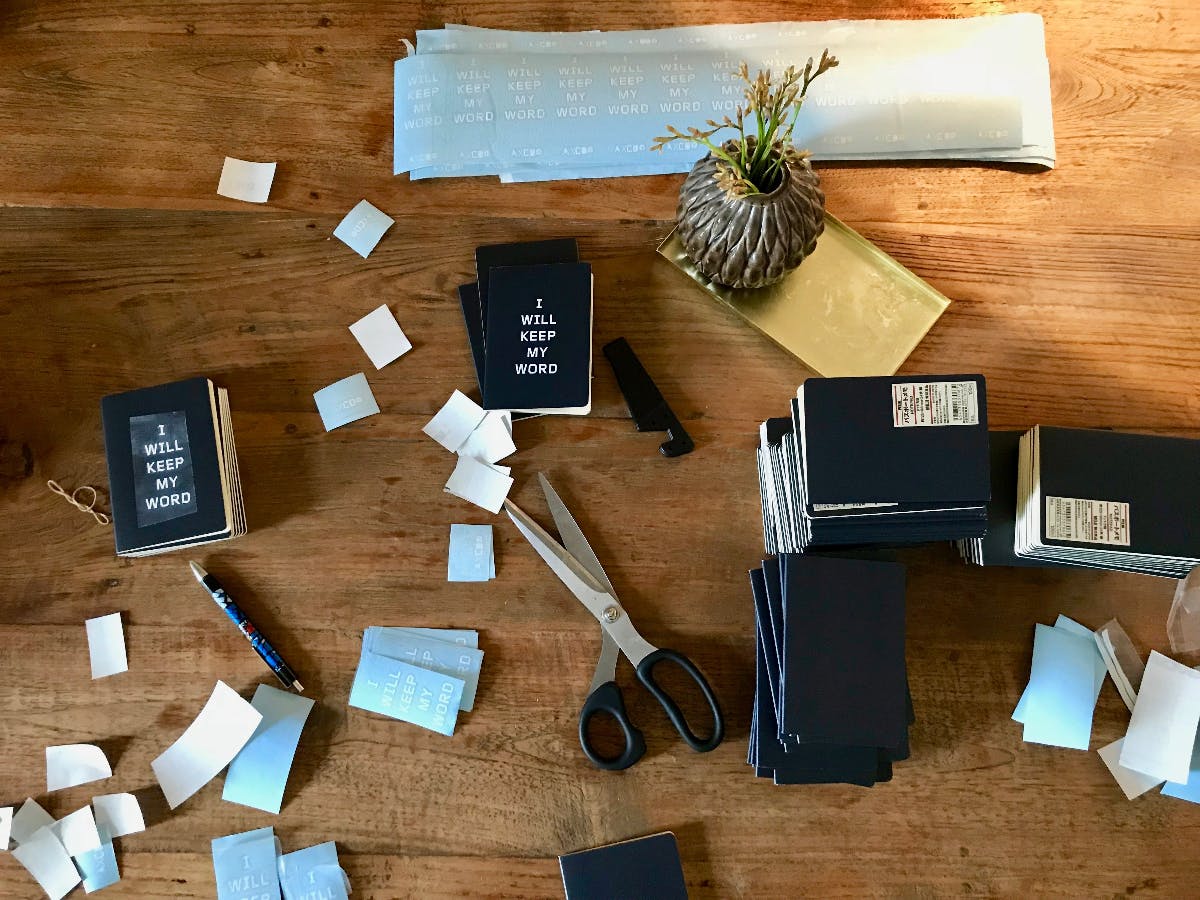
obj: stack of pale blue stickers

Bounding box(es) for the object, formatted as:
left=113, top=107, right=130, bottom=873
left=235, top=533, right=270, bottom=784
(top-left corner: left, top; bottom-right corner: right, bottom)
left=348, top=627, right=484, bottom=736
left=213, top=827, right=351, bottom=900
left=1012, top=615, right=1107, bottom=750
left=448, top=524, right=495, bottom=582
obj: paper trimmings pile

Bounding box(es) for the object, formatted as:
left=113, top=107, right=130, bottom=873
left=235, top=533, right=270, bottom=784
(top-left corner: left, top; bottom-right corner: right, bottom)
left=424, top=390, right=517, bottom=513
left=6, top=746, right=145, bottom=898
left=349, top=627, right=484, bottom=736
left=1012, top=615, right=1200, bottom=804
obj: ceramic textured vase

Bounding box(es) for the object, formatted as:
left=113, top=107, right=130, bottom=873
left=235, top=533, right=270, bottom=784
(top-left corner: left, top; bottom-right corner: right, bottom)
left=676, top=143, right=825, bottom=289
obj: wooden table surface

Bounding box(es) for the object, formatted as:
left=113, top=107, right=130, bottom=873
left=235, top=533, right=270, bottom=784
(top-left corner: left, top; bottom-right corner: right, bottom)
left=2, top=2, right=1198, bottom=897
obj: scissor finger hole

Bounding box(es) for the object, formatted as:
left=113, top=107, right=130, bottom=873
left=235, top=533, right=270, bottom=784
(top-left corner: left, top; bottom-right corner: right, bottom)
left=583, top=707, right=630, bottom=761
left=645, top=656, right=718, bottom=738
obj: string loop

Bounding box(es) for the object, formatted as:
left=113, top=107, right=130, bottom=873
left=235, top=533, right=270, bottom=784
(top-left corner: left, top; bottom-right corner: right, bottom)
left=47, top=480, right=111, bottom=525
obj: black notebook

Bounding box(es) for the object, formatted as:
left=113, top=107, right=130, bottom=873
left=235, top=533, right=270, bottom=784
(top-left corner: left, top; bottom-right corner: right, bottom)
left=798, top=375, right=990, bottom=505
left=559, top=832, right=688, bottom=900
left=1014, top=425, right=1200, bottom=577
left=482, top=261, right=593, bottom=414
left=475, top=237, right=579, bottom=339
left=100, top=377, right=246, bottom=557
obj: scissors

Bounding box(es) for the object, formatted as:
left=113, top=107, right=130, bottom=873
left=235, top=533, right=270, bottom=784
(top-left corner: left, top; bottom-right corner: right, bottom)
left=505, top=473, right=725, bottom=770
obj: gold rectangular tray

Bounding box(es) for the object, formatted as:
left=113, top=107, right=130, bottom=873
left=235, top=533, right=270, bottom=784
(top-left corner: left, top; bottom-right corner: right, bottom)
left=657, top=214, right=950, bottom=377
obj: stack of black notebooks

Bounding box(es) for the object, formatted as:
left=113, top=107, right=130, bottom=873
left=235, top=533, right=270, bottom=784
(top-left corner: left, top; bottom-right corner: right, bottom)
left=457, top=237, right=593, bottom=416
left=101, top=377, right=246, bottom=557
left=1011, top=426, right=1198, bottom=576
left=748, top=553, right=913, bottom=786
left=759, top=375, right=991, bottom=550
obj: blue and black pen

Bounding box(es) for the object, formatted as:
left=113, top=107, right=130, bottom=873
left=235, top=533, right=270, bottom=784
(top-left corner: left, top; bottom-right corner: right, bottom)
left=188, top=561, right=304, bottom=693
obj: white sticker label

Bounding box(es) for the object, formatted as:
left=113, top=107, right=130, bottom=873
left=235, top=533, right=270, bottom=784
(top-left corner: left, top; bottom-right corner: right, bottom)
left=892, top=381, right=979, bottom=427
left=1045, top=496, right=1131, bottom=546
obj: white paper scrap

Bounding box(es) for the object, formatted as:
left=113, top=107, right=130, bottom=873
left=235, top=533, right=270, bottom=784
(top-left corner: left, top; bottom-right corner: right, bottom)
left=151, top=681, right=263, bottom=810
left=10, top=799, right=55, bottom=846
left=11, top=827, right=81, bottom=900
left=458, top=410, right=517, bottom=465
left=85, top=612, right=128, bottom=679
left=1098, top=739, right=1163, bottom=800
left=51, top=806, right=101, bottom=856
left=423, top=389, right=487, bottom=452
left=91, top=793, right=145, bottom=838
left=1119, top=651, right=1200, bottom=783
left=216, top=157, right=276, bottom=203
left=349, top=304, right=413, bottom=369
left=444, top=453, right=513, bottom=514
left=0, top=806, right=12, bottom=851
left=46, top=743, right=112, bottom=792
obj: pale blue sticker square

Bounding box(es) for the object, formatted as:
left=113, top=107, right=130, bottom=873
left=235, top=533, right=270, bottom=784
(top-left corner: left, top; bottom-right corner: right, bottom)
left=349, top=647, right=464, bottom=736
left=1161, top=730, right=1200, bottom=804
left=333, top=200, right=394, bottom=258
left=366, top=626, right=484, bottom=712
left=1014, top=617, right=1106, bottom=722
left=222, top=684, right=316, bottom=815
left=1019, top=623, right=1099, bottom=750
left=212, top=827, right=281, bottom=900
left=278, top=841, right=349, bottom=900
left=76, top=825, right=119, bottom=893
left=448, top=524, right=493, bottom=582
left=313, top=373, right=380, bottom=431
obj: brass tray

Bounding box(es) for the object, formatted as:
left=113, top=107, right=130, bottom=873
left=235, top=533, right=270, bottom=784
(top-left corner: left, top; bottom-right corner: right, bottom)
left=657, top=214, right=950, bottom=377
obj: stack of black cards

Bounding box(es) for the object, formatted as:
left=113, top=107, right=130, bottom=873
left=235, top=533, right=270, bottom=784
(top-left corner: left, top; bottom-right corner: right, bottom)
left=101, top=376, right=246, bottom=557
left=457, top=237, right=593, bottom=415
left=1009, top=425, right=1200, bottom=576
left=758, top=375, right=991, bottom=550
left=748, top=554, right=912, bottom=786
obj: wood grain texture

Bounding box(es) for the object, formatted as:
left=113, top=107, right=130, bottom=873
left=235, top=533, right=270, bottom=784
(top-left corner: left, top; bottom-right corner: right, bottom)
left=1, top=1, right=1199, bottom=898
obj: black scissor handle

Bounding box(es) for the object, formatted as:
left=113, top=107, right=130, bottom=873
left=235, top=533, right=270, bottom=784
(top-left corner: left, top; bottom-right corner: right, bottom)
left=636, top=648, right=725, bottom=753
left=579, top=680, right=647, bottom=771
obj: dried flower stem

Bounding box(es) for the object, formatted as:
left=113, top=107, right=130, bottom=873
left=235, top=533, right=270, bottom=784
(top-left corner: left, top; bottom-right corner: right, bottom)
left=652, top=51, right=839, bottom=197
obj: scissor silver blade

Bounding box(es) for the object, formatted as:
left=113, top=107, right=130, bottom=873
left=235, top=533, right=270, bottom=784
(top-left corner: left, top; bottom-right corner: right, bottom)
left=505, top=499, right=657, bottom=667
left=537, top=473, right=620, bottom=690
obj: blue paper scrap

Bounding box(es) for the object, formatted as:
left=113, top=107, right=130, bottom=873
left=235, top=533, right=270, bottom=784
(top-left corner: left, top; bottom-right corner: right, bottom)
left=1016, top=623, right=1099, bottom=750
left=278, top=841, right=350, bottom=900
left=1161, top=729, right=1200, bottom=804
left=212, top=827, right=281, bottom=900
left=1013, top=616, right=1105, bottom=722
left=349, top=645, right=464, bottom=736
left=333, top=200, right=395, bottom=258
left=75, top=825, right=120, bottom=893
left=366, top=625, right=484, bottom=712
left=313, top=373, right=380, bottom=431
left=223, top=684, right=316, bottom=814
left=448, top=524, right=495, bottom=582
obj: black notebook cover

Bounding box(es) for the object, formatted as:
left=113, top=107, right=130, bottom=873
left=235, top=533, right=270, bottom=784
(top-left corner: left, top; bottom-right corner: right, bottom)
left=780, top=554, right=908, bottom=749
left=800, top=375, right=990, bottom=505
left=1036, top=426, right=1200, bottom=557
left=475, top=237, right=579, bottom=336
left=101, top=377, right=228, bottom=555
left=482, top=261, right=592, bottom=412
left=559, top=832, right=688, bottom=900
